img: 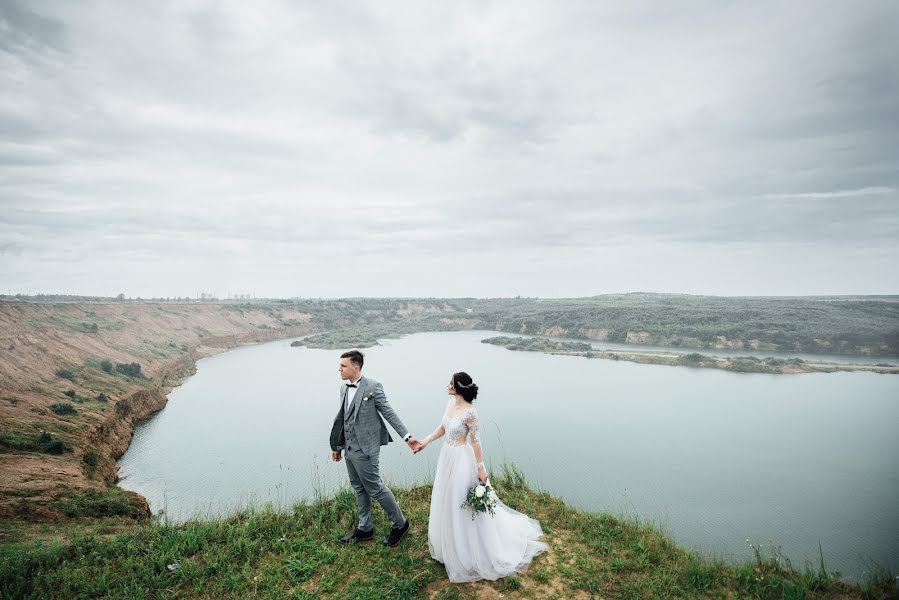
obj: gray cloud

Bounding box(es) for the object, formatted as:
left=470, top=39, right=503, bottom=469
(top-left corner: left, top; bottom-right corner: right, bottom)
left=1, top=0, right=897, bottom=297
left=0, top=1, right=65, bottom=55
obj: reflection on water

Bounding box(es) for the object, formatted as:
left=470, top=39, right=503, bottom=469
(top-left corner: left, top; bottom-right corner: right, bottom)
left=118, top=331, right=899, bottom=579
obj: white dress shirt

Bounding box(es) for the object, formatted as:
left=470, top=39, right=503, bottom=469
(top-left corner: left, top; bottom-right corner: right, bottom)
left=344, top=377, right=361, bottom=411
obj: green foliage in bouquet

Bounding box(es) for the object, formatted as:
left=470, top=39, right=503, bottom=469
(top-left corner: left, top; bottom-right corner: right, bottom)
left=461, top=482, right=497, bottom=519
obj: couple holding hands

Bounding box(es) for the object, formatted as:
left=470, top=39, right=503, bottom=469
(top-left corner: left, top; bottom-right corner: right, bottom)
left=329, top=350, right=546, bottom=583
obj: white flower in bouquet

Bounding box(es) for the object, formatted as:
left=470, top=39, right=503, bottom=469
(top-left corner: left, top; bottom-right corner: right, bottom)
left=462, top=482, right=498, bottom=519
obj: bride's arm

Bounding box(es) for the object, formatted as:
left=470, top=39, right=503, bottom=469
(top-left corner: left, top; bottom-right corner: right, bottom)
left=420, top=424, right=445, bottom=449
left=471, top=438, right=487, bottom=484
left=467, top=411, right=488, bottom=483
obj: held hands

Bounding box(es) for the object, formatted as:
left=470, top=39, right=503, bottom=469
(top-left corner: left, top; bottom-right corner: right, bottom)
left=331, top=450, right=342, bottom=462
left=406, top=437, right=425, bottom=454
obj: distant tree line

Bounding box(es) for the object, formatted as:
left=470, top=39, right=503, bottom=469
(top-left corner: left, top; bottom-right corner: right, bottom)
left=274, top=294, right=899, bottom=356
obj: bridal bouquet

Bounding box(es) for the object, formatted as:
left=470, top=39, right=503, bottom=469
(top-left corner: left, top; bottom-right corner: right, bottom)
left=461, top=482, right=497, bottom=518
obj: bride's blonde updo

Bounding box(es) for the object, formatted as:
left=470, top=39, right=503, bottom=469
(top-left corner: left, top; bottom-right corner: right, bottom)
left=452, top=372, right=479, bottom=403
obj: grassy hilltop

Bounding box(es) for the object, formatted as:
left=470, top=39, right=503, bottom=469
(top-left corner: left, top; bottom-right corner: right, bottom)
left=2, top=466, right=895, bottom=599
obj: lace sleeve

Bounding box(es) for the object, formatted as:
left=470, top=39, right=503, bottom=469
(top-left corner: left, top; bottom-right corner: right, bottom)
left=465, top=409, right=481, bottom=444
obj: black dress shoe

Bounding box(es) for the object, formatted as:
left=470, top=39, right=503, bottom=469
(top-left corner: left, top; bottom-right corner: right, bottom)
left=382, top=519, right=410, bottom=547
left=338, top=528, right=374, bottom=544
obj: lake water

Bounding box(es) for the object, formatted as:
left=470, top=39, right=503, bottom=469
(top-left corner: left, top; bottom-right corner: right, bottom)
left=117, top=331, right=899, bottom=580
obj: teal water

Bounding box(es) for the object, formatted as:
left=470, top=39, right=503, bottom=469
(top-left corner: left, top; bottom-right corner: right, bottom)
left=117, top=331, right=899, bottom=579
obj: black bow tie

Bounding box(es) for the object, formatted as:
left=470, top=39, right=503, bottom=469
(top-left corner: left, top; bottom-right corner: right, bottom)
left=346, top=383, right=357, bottom=388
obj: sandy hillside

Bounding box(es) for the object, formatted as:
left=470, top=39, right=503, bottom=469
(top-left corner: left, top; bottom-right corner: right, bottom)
left=0, top=301, right=317, bottom=519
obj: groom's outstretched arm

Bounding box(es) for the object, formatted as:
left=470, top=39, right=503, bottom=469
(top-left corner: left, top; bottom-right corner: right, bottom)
left=372, top=382, right=409, bottom=440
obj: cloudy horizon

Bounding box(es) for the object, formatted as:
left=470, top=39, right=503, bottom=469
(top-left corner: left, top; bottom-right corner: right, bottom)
left=1, top=1, right=897, bottom=298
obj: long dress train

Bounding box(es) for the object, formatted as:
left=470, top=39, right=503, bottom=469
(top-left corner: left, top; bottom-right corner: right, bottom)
left=427, top=401, right=547, bottom=583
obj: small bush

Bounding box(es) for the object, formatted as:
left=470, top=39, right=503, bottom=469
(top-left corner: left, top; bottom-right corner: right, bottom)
left=95, top=393, right=108, bottom=402
left=115, top=362, right=143, bottom=378
left=55, top=367, right=76, bottom=381
left=63, top=390, right=76, bottom=399
left=49, top=403, right=77, bottom=416
left=100, top=360, right=114, bottom=373
left=501, top=576, right=522, bottom=591
left=0, top=431, right=67, bottom=454
left=84, top=451, right=99, bottom=467
left=50, top=488, right=147, bottom=519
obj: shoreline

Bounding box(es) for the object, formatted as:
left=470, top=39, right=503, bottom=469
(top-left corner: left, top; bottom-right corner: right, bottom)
left=0, top=299, right=321, bottom=523
left=557, top=348, right=899, bottom=374
left=295, top=329, right=899, bottom=374
left=479, top=335, right=899, bottom=375
left=96, top=326, right=319, bottom=506
left=105, top=327, right=867, bottom=522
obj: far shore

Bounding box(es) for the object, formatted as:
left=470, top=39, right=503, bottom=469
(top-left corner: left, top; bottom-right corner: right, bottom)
left=294, top=330, right=899, bottom=375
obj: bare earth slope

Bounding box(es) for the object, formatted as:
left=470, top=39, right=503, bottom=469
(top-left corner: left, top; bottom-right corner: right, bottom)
left=0, top=302, right=317, bottom=520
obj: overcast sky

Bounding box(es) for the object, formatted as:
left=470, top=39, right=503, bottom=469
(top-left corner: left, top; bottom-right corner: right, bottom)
left=1, top=1, right=897, bottom=298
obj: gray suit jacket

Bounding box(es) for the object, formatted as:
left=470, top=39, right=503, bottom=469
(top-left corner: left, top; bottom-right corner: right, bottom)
left=330, top=375, right=409, bottom=457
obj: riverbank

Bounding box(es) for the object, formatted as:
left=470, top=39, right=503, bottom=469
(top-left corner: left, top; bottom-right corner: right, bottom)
left=1, top=466, right=894, bottom=599
left=481, top=336, right=899, bottom=375
left=0, top=300, right=483, bottom=525
left=0, top=301, right=320, bottom=522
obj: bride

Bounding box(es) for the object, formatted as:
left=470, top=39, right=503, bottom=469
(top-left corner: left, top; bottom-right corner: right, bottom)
left=413, top=372, right=547, bottom=583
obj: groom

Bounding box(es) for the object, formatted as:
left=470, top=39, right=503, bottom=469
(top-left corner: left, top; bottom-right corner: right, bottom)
left=329, top=350, right=418, bottom=547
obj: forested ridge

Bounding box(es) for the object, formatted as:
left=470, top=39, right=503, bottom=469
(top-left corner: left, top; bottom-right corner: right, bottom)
left=7, top=293, right=898, bottom=355
left=266, top=293, right=899, bottom=356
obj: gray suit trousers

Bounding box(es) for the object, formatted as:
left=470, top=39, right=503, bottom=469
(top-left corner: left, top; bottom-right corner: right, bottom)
left=344, top=447, right=405, bottom=531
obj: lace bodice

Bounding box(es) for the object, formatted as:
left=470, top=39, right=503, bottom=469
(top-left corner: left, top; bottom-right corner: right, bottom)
left=442, top=400, right=481, bottom=446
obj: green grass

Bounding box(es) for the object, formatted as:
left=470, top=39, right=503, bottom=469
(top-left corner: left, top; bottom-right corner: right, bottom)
left=54, top=367, right=77, bottom=381
left=481, top=336, right=592, bottom=352
left=292, top=319, right=477, bottom=350
left=0, top=430, right=67, bottom=454
left=1, top=469, right=894, bottom=599
left=293, top=330, right=383, bottom=349
left=10, top=487, right=149, bottom=521
left=47, top=314, right=122, bottom=333
left=48, top=403, right=77, bottom=416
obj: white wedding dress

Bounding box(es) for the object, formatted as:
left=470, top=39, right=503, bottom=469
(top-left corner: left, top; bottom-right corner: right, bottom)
left=427, top=400, right=547, bottom=583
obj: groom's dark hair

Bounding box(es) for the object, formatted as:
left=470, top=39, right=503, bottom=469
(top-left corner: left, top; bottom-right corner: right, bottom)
left=341, top=350, right=364, bottom=368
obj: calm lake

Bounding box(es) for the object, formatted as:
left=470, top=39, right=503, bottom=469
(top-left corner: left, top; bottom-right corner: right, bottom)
left=117, top=331, right=899, bottom=580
